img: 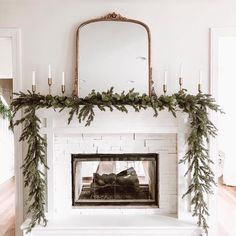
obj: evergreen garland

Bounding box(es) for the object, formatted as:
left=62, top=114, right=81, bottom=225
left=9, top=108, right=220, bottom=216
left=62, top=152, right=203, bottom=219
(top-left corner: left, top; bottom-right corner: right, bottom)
left=15, top=105, right=48, bottom=232
left=11, top=88, right=222, bottom=234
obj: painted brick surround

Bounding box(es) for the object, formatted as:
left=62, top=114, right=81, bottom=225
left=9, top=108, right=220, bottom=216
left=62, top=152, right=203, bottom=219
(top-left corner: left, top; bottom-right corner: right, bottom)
left=53, top=133, right=177, bottom=216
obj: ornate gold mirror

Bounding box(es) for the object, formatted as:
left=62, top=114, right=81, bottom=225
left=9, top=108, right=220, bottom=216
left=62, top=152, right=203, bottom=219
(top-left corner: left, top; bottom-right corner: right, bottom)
left=73, top=12, right=153, bottom=97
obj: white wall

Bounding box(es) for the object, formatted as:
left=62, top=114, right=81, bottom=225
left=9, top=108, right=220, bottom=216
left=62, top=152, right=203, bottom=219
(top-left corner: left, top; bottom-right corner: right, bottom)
left=0, top=0, right=236, bottom=95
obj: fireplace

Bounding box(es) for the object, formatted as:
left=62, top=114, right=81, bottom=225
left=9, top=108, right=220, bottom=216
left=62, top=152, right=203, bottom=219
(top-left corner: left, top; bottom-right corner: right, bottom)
left=21, top=109, right=198, bottom=235
left=52, top=132, right=177, bottom=215
left=71, top=153, right=159, bottom=206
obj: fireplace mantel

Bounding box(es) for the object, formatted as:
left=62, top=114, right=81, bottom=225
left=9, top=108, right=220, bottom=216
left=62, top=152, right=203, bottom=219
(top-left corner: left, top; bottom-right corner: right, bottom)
left=22, top=108, right=202, bottom=236
left=38, top=108, right=180, bottom=133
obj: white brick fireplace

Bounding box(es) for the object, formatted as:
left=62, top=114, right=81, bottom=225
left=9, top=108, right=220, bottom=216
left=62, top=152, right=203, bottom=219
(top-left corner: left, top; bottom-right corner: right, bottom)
left=54, top=133, right=177, bottom=215
left=22, top=108, right=202, bottom=236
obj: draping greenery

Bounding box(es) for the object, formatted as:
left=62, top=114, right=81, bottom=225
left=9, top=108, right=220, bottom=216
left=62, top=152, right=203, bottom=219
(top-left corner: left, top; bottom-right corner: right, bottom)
left=11, top=88, right=222, bottom=234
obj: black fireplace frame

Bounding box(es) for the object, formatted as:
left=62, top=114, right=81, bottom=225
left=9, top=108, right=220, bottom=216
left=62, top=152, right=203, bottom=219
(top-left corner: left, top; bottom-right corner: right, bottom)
left=71, top=153, right=159, bottom=207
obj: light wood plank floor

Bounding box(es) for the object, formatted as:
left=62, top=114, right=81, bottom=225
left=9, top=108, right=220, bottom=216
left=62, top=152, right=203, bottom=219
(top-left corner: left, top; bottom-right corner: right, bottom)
left=0, top=177, right=15, bottom=236
left=218, top=176, right=236, bottom=236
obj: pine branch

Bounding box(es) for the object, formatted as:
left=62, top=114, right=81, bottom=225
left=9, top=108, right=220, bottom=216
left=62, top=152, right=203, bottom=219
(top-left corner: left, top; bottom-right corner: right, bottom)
left=12, top=101, right=48, bottom=233
left=176, top=91, right=222, bottom=234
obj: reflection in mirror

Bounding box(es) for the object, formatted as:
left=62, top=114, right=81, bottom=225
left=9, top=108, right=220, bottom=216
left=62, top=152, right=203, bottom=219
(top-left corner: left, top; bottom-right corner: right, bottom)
left=78, top=20, right=149, bottom=97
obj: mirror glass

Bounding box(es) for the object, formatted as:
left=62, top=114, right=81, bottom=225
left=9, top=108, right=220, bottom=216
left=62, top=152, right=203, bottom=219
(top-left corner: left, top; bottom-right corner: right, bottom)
left=78, top=21, right=149, bottom=96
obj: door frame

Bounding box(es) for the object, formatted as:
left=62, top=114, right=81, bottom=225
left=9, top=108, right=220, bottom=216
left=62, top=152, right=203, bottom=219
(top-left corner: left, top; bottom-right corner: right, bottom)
left=209, top=27, right=236, bottom=236
left=0, top=28, right=23, bottom=236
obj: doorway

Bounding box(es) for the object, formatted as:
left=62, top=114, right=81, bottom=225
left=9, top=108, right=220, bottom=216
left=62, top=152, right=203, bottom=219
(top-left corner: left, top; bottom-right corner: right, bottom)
left=211, top=28, right=236, bottom=236
left=0, top=36, right=15, bottom=236
left=0, top=29, right=21, bottom=236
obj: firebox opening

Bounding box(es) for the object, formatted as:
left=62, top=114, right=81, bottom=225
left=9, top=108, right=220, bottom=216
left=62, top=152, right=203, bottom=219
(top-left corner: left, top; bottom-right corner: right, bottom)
left=71, top=153, right=159, bottom=206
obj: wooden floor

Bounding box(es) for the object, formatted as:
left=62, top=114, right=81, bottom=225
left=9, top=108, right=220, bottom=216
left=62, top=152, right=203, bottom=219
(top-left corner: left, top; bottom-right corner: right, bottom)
left=218, top=176, right=236, bottom=236
left=0, top=177, right=15, bottom=236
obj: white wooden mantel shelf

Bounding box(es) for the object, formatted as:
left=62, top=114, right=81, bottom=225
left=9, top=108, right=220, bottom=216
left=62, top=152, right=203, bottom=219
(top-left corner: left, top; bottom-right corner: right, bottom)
left=21, top=215, right=202, bottom=236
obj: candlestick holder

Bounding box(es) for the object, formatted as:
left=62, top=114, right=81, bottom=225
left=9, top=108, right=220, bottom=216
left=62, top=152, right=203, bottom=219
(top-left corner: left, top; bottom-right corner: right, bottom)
left=61, top=85, right=65, bottom=94
left=179, top=77, right=183, bottom=91
left=163, top=84, right=167, bottom=95
left=198, top=84, right=202, bottom=93
left=48, top=78, right=52, bottom=95
left=32, top=85, right=36, bottom=94
left=151, top=86, right=157, bottom=98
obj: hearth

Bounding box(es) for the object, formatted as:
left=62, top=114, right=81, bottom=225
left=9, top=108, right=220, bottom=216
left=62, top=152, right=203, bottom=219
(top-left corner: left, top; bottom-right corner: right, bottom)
left=71, top=153, right=159, bottom=206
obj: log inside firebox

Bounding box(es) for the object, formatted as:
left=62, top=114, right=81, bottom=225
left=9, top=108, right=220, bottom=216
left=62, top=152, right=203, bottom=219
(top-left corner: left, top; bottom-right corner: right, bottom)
left=91, top=167, right=140, bottom=194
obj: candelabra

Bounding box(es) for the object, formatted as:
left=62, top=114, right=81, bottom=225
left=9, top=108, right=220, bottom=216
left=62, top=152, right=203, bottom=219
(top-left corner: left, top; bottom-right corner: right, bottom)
left=61, top=84, right=65, bottom=94
left=48, top=78, right=52, bottom=95
left=163, top=84, right=167, bottom=95
left=198, top=83, right=202, bottom=93
left=32, top=85, right=36, bottom=94
left=179, top=77, right=183, bottom=91
left=151, top=86, right=157, bottom=97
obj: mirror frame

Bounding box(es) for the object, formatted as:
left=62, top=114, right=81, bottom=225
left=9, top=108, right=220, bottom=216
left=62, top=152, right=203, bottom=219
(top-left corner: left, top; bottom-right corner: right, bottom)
left=73, top=12, right=153, bottom=97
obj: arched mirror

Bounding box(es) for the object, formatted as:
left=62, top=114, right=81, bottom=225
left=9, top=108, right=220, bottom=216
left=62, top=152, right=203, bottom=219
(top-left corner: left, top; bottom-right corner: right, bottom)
left=73, top=12, right=153, bottom=97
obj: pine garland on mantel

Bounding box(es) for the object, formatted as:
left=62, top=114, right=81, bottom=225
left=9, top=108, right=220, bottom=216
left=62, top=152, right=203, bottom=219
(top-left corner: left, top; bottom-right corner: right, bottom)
left=11, top=88, right=222, bottom=234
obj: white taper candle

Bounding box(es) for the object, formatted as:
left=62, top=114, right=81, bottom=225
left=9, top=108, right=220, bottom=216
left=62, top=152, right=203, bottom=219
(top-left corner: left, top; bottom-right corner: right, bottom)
left=62, top=72, right=65, bottom=85
left=48, top=64, right=52, bottom=79
left=164, top=71, right=168, bottom=85
left=32, top=71, right=36, bottom=85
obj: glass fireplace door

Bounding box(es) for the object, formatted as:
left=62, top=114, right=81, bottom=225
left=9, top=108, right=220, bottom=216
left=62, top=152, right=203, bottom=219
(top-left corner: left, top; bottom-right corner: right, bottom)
left=71, top=153, right=158, bottom=206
